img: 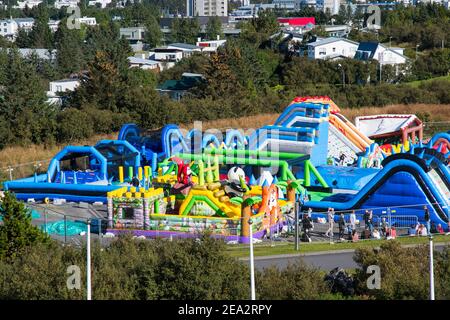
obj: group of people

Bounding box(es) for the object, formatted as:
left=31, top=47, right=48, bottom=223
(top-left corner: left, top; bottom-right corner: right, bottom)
left=308, top=207, right=397, bottom=242
left=323, top=208, right=360, bottom=242
left=299, top=204, right=449, bottom=243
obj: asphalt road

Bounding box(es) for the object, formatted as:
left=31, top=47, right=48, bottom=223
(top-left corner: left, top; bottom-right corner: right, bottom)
left=246, top=251, right=357, bottom=271
left=242, top=244, right=448, bottom=271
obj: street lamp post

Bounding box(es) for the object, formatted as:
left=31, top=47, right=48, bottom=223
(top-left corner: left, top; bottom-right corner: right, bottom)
left=429, top=234, right=435, bottom=300
left=86, top=219, right=92, bottom=301
left=248, top=218, right=255, bottom=300
left=416, top=44, right=419, bottom=60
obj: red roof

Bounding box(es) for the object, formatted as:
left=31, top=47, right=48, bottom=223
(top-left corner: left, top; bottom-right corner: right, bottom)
left=277, top=17, right=315, bottom=27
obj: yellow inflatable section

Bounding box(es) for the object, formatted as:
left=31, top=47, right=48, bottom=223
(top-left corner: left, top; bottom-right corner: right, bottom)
left=179, top=185, right=241, bottom=218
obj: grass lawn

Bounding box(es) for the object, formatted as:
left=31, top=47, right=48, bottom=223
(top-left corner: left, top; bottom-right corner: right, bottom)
left=406, top=75, right=450, bottom=88
left=226, top=234, right=450, bottom=258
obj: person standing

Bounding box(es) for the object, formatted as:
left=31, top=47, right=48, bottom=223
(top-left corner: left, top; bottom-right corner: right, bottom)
left=339, top=152, right=347, bottom=166
left=363, top=210, right=370, bottom=230
left=368, top=210, right=374, bottom=233
left=302, top=212, right=313, bottom=242
left=350, top=210, right=357, bottom=233
left=423, top=205, right=430, bottom=234
left=338, top=212, right=346, bottom=241
left=380, top=217, right=388, bottom=238
left=325, top=207, right=335, bottom=240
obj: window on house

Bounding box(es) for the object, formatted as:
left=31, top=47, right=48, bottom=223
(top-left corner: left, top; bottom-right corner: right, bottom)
left=332, top=47, right=336, bottom=52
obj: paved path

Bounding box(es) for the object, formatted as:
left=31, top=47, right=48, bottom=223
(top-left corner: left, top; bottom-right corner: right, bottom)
left=241, top=243, right=449, bottom=271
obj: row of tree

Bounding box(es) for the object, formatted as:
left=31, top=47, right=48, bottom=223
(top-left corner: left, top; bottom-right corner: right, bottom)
left=1, top=192, right=450, bottom=299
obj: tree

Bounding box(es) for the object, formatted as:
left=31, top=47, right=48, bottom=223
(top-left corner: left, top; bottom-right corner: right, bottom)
left=70, top=50, right=126, bottom=112
left=170, top=17, right=200, bottom=43
left=353, top=241, right=430, bottom=300
left=28, top=4, right=53, bottom=49
left=240, top=9, right=280, bottom=47
left=54, top=18, right=85, bottom=76
left=205, top=16, right=223, bottom=40
left=0, top=49, right=54, bottom=146
left=144, top=15, right=163, bottom=48
left=0, top=192, right=50, bottom=261
left=14, top=28, right=32, bottom=48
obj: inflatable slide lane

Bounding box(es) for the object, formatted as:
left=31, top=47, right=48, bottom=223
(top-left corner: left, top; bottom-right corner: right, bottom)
left=304, top=151, right=450, bottom=230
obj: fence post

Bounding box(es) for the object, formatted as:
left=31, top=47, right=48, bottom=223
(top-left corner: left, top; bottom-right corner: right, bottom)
left=44, top=209, right=48, bottom=234
left=386, top=207, right=392, bottom=230
left=98, top=218, right=102, bottom=246
left=6, top=166, right=13, bottom=181
left=64, top=215, right=67, bottom=244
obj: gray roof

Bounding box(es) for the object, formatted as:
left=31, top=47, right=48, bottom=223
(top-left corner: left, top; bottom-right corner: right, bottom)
left=14, top=18, right=35, bottom=23
left=128, top=56, right=159, bottom=65
left=308, top=37, right=358, bottom=47
left=168, top=43, right=201, bottom=50
left=18, top=48, right=56, bottom=60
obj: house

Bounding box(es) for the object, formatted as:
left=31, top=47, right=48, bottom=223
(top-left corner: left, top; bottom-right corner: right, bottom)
left=120, top=27, right=146, bottom=52
left=0, top=18, right=34, bottom=40
left=13, top=0, right=42, bottom=9
left=48, top=20, right=60, bottom=33
left=127, top=56, right=160, bottom=71
left=195, top=37, right=226, bottom=53
left=47, top=79, right=80, bottom=105
left=354, top=42, right=409, bottom=66
left=53, top=0, right=79, bottom=9
left=307, top=37, right=359, bottom=60
left=321, top=24, right=351, bottom=38
left=148, top=48, right=184, bottom=70
left=271, top=31, right=304, bottom=54
left=88, top=0, right=112, bottom=8
left=18, top=48, right=57, bottom=61
left=149, top=48, right=184, bottom=62
left=167, top=43, right=202, bottom=58
left=157, top=72, right=205, bottom=101
left=277, top=17, right=315, bottom=28
left=75, top=17, right=97, bottom=26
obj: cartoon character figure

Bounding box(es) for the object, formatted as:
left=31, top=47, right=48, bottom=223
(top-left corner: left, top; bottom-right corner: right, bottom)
left=170, top=157, right=192, bottom=185
left=224, top=167, right=248, bottom=198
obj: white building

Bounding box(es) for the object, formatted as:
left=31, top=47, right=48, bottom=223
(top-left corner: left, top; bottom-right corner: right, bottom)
left=307, top=37, right=359, bottom=60
left=48, top=20, right=60, bottom=33
left=47, top=79, right=80, bottom=105
left=88, top=0, right=112, bottom=8
left=13, top=0, right=42, bottom=9
left=18, top=48, right=57, bottom=61
left=148, top=48, right=184, bottom=70
left=186, top=0, right=228, bottom=17
left=128, top=56, right=160, bottom=71
left=167, top=43, right=202, bottom=58
left=195, top=37, right=226, bottom=52
left=0, top=18, right=34, bottom=40
left=320, top=0, right=342, bottom=15
left=354, top=42, right=409, bottom=66
left=54, top=0, right=79, bottom=9
left=76, top=17, right=97, bottom=26
left=120, top=27, right=146, bottom=51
